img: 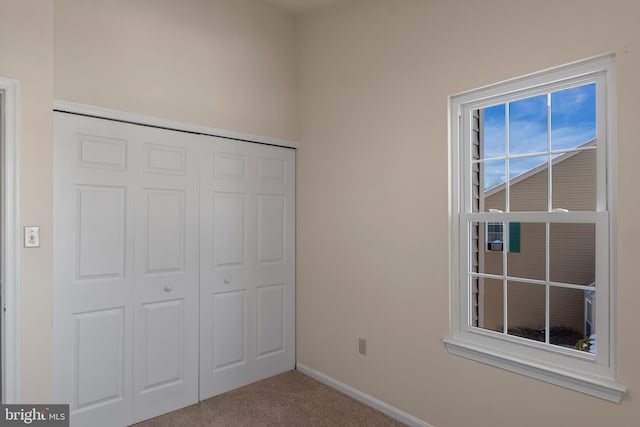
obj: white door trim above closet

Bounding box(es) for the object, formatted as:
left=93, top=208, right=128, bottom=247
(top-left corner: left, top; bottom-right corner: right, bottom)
left=53, top=100, right=299, bottom=149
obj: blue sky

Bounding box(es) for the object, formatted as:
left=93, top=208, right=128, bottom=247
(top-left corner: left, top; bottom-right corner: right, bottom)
left=481, top=83, right=596, bottom=190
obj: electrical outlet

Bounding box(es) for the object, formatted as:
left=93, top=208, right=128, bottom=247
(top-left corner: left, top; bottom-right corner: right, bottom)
left=358, top=338, right=367, bottom=355
left=24, top=226, right=40, bottom=248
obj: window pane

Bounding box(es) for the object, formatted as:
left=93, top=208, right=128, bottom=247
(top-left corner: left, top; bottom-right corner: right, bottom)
left=507, top=281, right=546, bottom=341
left=552, top=149, right=596, bottom=211
left=482, top=159, right=506, bottom=192
left=509, top=155, right=547, bottom=180
left=509, top=94, right=548, bottom=155
left=481, top=160, right=506, bottom=212
left=507, top=223, right=546, bottom=281
left=482, top=104, right=506, bottom=159
left=550, top=286, right=593, bottom=352
left=471, top=222, right=503, bottom=275
left=551, top=83, right=596, bottom=151
left=549, top=223, right=595, bottom=286
left=509, top=155, right=548, bottom=211
left=477, top=278, right=503, bottom=333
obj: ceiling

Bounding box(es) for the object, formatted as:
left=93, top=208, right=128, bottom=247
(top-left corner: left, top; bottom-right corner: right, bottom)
left=261, top=0, right=349, bottom=14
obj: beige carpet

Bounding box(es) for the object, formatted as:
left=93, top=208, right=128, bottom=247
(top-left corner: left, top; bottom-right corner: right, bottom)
left=134, top=370, right=406, bottom=426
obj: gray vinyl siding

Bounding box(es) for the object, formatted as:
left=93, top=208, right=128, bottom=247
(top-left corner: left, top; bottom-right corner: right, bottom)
left=471, top=110, right=480, bottom=326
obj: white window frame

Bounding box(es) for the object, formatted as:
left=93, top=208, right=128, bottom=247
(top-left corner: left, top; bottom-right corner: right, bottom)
left=444, top=54, right=626, bottom=403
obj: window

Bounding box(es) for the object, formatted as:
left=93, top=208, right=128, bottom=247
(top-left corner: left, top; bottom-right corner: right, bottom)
left=444, top=55, right=625, bottom=402
left=486, top=222, right=520, bottom=252
left=486, top=222, right=504, bottom=251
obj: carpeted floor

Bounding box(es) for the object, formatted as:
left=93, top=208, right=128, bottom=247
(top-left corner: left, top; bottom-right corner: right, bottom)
left=134, top=370, right=405, bottom=426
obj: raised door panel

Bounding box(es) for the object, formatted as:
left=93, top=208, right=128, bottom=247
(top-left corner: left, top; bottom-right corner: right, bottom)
left=77, top=134, right=127, bottom=171
left=76, top=186, right=127, bottom=280
left=214, top=152, right=247, bottom=181
left=214, top=192, right=247, bottom=268
left=256, top=284, right=285, bottom=358
left=212, top=290, right=247, bottom=370
left=257, top=194, right=286, bottom=265
left=140, top=300, right=184, bottom=391
left=257, top=157, right=286, bottom=183
left=145, top=190, right=185, bottom=274
left=144, top=143, right=186, bottom=175
left=73, top=308, right=125, bottom=410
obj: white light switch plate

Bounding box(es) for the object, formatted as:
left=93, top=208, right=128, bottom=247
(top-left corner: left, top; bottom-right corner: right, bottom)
left=24, top=226, right=40, bottom=248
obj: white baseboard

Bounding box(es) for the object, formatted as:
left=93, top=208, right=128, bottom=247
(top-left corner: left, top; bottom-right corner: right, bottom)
left=296, top=363, right=432, bottom=427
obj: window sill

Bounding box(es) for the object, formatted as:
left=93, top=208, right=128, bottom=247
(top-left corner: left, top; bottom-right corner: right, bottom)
left=443, top=337, right=626, bottom=403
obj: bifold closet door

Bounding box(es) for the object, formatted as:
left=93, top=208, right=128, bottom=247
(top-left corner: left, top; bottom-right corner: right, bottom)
left=53, top=111, right=296, bottom=426
left=130, top=124, right=199, bottom=423
left=199, top=138, right=295, bottom=399
left=53, top=113, right=199, bottom=427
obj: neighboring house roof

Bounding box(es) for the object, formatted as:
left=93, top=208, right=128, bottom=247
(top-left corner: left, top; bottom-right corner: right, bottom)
left=484, top=139, right=597, bottom=197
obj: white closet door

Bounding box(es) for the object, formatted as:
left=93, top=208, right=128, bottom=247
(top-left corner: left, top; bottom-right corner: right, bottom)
left=53, top=113, right=199, bottom=426
left=252, top=144, right=295, bottom=381
left=54, top=110, right=296, bottom=424
left=199, top=138, right=295, bottom=399
left=53, top=114, right=135, bottom=427
left=130, top=125, right=199, bottom=423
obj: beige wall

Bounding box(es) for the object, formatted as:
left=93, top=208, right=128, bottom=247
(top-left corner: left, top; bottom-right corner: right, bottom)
left=0, top=0, right=54, bottom=403
left=296, top=0, right=640, bottom=426
left=54, top=0, right=298, bottom=141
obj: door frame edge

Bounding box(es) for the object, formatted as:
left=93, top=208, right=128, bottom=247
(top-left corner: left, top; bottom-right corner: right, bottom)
left=1, top=76, right=22, bottom=403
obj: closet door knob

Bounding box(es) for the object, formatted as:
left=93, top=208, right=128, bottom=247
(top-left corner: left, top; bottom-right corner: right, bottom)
left=164, top=285, right=172, bottom=292
left=224, top=277, right=231, bottom=284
